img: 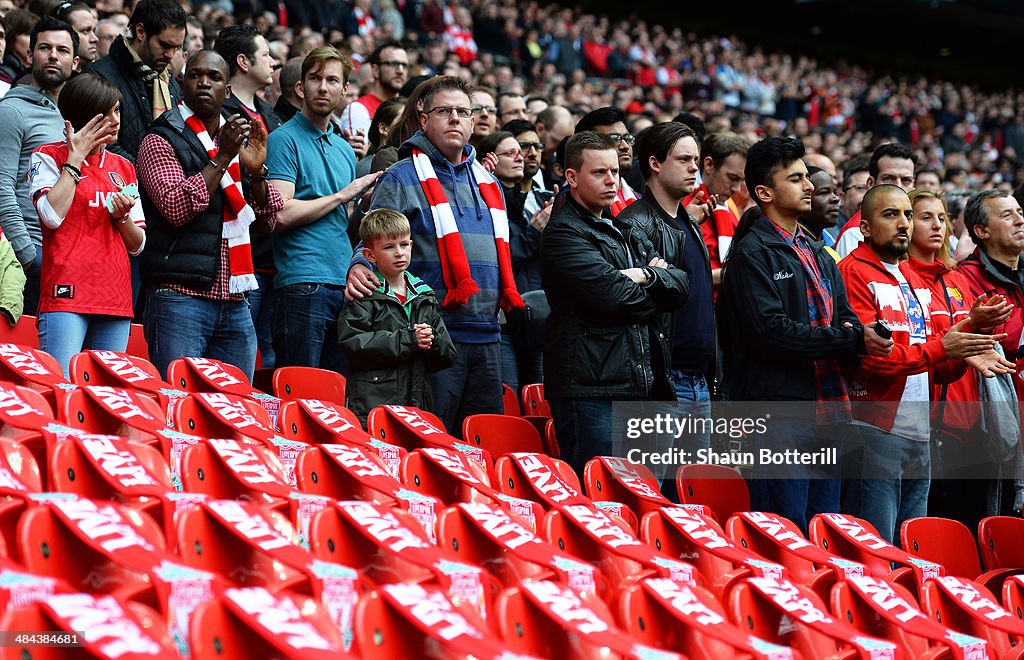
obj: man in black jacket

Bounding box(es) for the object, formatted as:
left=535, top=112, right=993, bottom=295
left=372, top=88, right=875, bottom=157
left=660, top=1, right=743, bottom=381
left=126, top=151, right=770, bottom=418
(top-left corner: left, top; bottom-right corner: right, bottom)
left=83, top=0, right=185, bottom=163
left=619, top=122, right=715, bottom=467
left=215, top=24, right=282, bottom=371
left=717, top=136, right=892, bottom=532
left=542, top=131, right=690, bottom=477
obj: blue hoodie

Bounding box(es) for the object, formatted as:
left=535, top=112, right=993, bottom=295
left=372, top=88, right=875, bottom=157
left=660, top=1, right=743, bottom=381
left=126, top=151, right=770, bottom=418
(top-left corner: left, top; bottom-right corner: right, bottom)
left=353, top=131, right=501, bottom=343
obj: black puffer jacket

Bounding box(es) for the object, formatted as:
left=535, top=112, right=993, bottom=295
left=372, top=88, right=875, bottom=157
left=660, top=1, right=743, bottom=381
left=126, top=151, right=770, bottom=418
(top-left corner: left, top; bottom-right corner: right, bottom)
left=84, top=37, right=181, bottom=162
left=337, top=273, right=457, bottom=423
left=541, top=194, right=690, bottom=401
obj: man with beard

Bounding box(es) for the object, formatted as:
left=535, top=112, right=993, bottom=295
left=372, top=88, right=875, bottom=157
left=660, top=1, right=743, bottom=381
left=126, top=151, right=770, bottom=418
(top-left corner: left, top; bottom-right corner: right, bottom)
left=839, top=184, right=997, bottom=543
left=84, top=0, right=185, bottom=162
left=0, top=17, right=78, bottom=314
left=575, top=106, right=639, bottom=215
left=339, top=40, right=407, bottom=138
left=267, top=47, right=380, bottom=372
left=53, top=2, right=97, bottom=72
left=136, top=51, right=282, bottom=379
left=799, top=166, right=842, bottom=262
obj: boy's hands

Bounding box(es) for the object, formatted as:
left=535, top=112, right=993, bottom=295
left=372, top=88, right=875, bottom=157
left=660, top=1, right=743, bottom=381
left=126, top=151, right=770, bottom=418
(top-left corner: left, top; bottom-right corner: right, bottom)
left=414, top=323, right=433, bottom=350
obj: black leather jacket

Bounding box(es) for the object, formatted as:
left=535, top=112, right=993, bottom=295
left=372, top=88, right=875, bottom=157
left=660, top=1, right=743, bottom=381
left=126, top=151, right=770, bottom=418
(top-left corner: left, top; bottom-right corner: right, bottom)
left=541, top=194, right=690, bottom=400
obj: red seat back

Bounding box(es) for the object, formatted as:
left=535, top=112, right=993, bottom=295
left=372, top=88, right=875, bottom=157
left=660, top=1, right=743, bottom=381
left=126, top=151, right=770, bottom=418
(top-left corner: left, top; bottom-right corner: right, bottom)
left=676, top=463, right=750, bottom=523
left=584, top=456, right=672, bottom=518
left=502, top=383, right=520, bottom=416
left=520, top=383, right=550, bottom=418
left=901, top=516, right=982, bottom=579
left=462, top=413, right=544, bottom=457
left=922, top=575, right=1024, bottom=658
left=979, top=516, right=1024, bottom=571
left=273, top=366, right=346, bottom=405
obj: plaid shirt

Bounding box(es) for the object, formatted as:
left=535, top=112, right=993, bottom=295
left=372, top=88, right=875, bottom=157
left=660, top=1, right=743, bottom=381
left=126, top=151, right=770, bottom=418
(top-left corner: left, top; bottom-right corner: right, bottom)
left=136, top=133, right=282, bottom=301
left=767, top=218, right=851, bottom=424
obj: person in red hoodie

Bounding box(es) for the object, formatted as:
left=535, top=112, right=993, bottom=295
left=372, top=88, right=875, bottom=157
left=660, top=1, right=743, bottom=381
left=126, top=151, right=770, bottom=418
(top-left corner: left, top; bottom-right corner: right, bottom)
left=839, top=184, right=1002, bottom=544
left=906, top=188, right=1014, bottom=530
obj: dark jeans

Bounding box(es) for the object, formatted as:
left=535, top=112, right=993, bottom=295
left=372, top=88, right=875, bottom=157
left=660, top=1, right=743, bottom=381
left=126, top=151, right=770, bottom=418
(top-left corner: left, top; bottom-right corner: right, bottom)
left=428, top=341, right=502, bottom=438
left=249, top=271, right=275, bottom=370
left=550, top=398, right=616, bottom=478
left=271, top=283, right=345, bottom=374
left=498, top=330, right=543, bottom=395
left=143, top=287, right=257, bottom=381
left=749, top=418, right=845, bottom=535
left=22, top=249, right=41, bottom=317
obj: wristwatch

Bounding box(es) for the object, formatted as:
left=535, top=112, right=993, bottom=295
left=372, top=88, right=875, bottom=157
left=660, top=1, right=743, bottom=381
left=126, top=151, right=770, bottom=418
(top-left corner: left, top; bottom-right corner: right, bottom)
left=248, top=164, right=269, bottom=180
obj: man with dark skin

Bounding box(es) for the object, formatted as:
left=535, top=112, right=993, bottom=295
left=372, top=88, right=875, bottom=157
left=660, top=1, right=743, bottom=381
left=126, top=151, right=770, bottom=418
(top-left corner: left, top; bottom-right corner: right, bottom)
left=799, top=166, right=842, bottom=261
left=137, top=50, right=282, bottom=379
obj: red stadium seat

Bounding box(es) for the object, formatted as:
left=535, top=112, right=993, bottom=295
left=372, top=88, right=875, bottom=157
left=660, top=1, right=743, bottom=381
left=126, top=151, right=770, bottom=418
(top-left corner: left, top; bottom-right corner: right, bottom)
left=902, top=516, right=1020, bottom=595
left=178, top=438, right=293, bottom=511
left=402, top=446, right=497, bottom=505
left=832, top=574, right=990, bottom=660
left=190, top=587, right=351, bottom=659
left=979, top=516, right=1024, bottom=572
left=355, top=584, right=507, bottom=660
left=1, top=593, right=177, bottom=658
left=727, top=576, right=898, bottom=660
left=61, top=386, right=167, bottom=442
left=48, top=433, right=172, bottom=505
left=366, top=404, right=452, bottom=449
left=921, top=575, right=1024, bottom=659
left=0, top=343, right=72, bottom=413
left=640, top=506, right=784, bottom=599
left=502, top=383, right=520, bottom=416
left=497, top=579, right=680, bottom=659
left=67, top=350, right=185, bottom=424
left=542, top=417, right=560, bottom=458
left=542, top=502, right=698, bottom=597
left=584, top=455, right=673, bottom=518
left=676, top=463, right=750, bottom=523
left=439, top=501, right=602, bottom=594
left=461, top=413, right=544, bottom=456
left=0, top=315, right=38, bottom=349
left=176, top=499, right=359, bottom=641
left=520, top=383, right=550, bottom=417
left=308, top=500, right=492, bottom=618
left=618, top=578, right=801, bottom=660
left=493, top=452, right=586, bottom=509
left=273, top=366, right=347, bottom=405
left=125, top=322, right=149, bottom=358
left=168, top=356, right=282, bottom=428
left=726, top=511, right=865, bottom=605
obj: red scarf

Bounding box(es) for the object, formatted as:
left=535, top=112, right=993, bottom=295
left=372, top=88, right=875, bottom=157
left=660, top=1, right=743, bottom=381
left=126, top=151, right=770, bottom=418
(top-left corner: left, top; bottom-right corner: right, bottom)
left=610, top=178, right=638, bottom=216
left=411, top=149, right=523, bottom=312
left=180, top=104, right=257, bottom=293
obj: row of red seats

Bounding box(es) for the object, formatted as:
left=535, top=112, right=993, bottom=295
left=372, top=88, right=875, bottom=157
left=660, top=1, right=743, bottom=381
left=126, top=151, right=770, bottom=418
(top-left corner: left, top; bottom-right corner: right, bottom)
left=0, top=343, right=1020, bottom=658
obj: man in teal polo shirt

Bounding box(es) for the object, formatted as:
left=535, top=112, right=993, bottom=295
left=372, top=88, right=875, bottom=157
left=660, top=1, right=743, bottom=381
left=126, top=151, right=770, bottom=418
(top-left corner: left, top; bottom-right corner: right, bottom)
left=266, top=46, right=379, bottom=371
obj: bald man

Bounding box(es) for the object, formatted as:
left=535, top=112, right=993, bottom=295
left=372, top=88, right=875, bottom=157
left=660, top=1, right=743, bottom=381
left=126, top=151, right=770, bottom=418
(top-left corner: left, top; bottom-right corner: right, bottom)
left=839, top=184, right=998, bottom=544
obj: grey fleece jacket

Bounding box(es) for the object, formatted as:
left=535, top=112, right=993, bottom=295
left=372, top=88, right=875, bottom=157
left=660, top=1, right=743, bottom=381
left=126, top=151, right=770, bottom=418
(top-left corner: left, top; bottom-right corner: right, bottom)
left=0, top=84, right=65, bottom=265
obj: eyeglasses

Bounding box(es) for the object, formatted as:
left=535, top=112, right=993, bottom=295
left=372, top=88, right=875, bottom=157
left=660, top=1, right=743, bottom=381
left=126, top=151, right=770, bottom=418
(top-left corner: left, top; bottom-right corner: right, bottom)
left=378, top=60, right=408, bottom=69
left=518, top=141, right=543, bottom=153
left=605, top=133, right=635, bottom=146
left=424, top=106, right=473, bottom=119
left=471, top=104, right=497, bottom=114
left=495, top=148, right=523, bottom=160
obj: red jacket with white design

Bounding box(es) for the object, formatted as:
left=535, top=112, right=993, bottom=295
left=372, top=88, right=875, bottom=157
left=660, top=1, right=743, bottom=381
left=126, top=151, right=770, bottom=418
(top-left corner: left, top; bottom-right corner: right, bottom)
left=908, top=258, right=976, bottom=436
left=839, top=244, right=962, bottom=431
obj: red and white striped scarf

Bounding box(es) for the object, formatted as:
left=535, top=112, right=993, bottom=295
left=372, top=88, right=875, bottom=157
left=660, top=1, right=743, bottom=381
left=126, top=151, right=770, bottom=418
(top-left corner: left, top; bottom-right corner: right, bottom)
left=411, top=149, right=523, bottom=312
left=179, top=104, right=257, bottom=293
left=610, top=178, right=638, bottom=216
left=354, top=7, right=375, bottom=36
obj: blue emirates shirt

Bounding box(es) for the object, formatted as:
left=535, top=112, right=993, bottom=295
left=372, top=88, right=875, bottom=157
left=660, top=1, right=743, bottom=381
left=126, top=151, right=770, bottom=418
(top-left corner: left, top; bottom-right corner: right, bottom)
left=266, top=113, right=356, bottom=288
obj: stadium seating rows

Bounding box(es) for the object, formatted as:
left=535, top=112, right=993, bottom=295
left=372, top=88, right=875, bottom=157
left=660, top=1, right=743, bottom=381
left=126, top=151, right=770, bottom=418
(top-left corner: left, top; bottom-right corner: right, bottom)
left=0, top=334, right=1019, bottom=658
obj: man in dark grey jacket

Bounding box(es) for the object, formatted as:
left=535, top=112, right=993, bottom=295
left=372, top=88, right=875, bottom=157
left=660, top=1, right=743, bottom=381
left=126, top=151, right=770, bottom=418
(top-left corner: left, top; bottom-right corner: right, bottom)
left=0, top=17, right=78, bottom=315
left=542, top=131, right=689, bottom=477
left=83, top=0, right=185, bottom=163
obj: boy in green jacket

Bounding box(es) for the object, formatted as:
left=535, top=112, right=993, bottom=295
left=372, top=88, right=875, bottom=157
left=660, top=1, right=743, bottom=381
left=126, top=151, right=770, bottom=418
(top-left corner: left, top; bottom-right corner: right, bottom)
left=338, top=209, right=456, bottom=425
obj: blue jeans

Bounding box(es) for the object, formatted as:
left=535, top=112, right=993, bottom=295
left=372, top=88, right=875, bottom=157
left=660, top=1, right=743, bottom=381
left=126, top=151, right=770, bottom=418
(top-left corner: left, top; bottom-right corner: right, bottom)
left=271, top=283, right=345, bottom=374
left=37, top=312, right=130, bottom=378
left=848, top=424, right=931, bottom=545
left=143, top=287, right=257, bottom=381
left=670, top=369, right=712, bottom=454
left=550, top=398, right=617, bottom=478
left=749, top=418, right=844, bottom=535
left=248, top=271, right=275, bottom=370
left=428, top=341, right=502, bottom=438
left=499, top=329, right=543, bottom=396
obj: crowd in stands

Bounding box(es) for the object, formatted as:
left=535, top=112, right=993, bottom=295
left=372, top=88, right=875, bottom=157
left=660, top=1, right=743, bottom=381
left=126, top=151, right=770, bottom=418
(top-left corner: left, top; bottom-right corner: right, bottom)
left=0, top=0, right=1022, bottom=552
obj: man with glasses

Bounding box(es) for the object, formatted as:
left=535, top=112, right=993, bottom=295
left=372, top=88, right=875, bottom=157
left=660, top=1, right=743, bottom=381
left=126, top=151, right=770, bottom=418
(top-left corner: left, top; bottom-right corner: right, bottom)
left=834, top=154, right=869, bottom=244
left=575, top=107, right=639, bottom=215
left=497, top=92, right=528, bottom=125
left=469, top=86, right=497, bottom=148
left=338, top=40, right=407, bottom=138
left=835, top=143, right=918, bottom=258
left=346, top=76, right=524, bottom=437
